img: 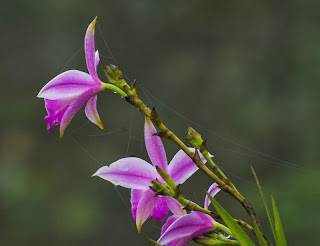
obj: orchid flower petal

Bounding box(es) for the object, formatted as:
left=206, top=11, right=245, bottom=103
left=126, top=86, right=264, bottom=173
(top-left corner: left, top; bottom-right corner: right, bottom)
left=136, top=189, right=159, bottom=233
left=152, top=196, right=169, bottom=222
left=193, top=211, right=215, bottom=223
left=161, top=215, right=180, bottom=238
left=85, top=95, right=105, bottom=130
left=37, top=70, right=97, bottom=100
left=165, top=197, right=186, bottom=216
left=144, top=117, right=168, bottom=171
left=204, top=183, right=220, bottom=210
left=94, top=50, right=100, bottom=70
left=59, top=86, right=102, bottom=139
left=93, top=157, right=161, bottom=189
left=130, top=189, right=144, bottom=220
left=168, top=148, right=206, bottom=185
left=158, top=212, right=214, bottom=245
left=84, top=17, right=100, bottom=84
left=44, top=98, right=74, bottom=133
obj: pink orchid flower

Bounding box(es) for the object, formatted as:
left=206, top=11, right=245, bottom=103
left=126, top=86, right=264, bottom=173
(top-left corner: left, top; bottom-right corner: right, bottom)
left=37, top=17, right=106, bottom=139
left=93, top=117, right=208, bottom=232
left=157, top=183, right=220, bottom=246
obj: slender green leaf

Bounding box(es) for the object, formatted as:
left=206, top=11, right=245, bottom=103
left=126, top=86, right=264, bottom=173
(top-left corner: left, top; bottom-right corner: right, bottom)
left=207, top=193, right=255, bottom=246
left=251, top=166, right=277, bottom=241
left=271, top=195, right=287, bottom=246
left=253, top=222, right=268, bottom=246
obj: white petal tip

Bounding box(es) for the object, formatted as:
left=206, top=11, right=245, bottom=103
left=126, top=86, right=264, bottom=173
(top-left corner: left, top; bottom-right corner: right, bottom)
left=92, top=169, right=101, bottom=177
left=37, top=90, right=43, bottom=98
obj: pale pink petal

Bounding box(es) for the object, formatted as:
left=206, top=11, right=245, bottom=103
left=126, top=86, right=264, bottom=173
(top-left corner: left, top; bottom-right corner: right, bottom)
left=168, top=148, right=207, bottom=185
left=204, top=183, right=220, bottom=210
left=59, top=86, right=102, bottom=139
left=136, top=189, right=159, bottom=233
left=95, top=50, right=100, bottom=70
left=84, top=17, right=100, bottom=84
left=153, top=196, right=169, bottom=222
left=37, top=70, right=97, bottom=100
left=85, top=95, right=105, bottom=130
left=131, top=189, right=143, bottom=220
left=93, top=157, right=160, bottom=190
left=165, top=197, right=186, bottom=216
left=158, top=212, right=214, bottom=245
left=144, top=117, right=168, bottom=171
left=193, top=211, right=215, bottom=223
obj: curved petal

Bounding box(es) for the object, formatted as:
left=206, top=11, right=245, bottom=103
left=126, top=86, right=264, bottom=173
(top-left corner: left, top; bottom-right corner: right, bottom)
left=144, top=117, right=168, bottom=171
left=93, top=157, right=160, bottom=189
left=161, top=215, right=182, bottom=246
left=131, top=189, right=143, bottom=220
left=158, top=212, right=214, bottom=245
left=136, top=189, right=159, bottom=233
left=165, top=197, right=186, bottom=216
left=161, top=215, right=180, bottom=235
left=37, top=70, right=97, bottom=100
left=59, top=86, right=102, bottom=139
left=84, top=17, right=100, bottom=84
left=153, top=196, right=169, bottom=222
left=204, top=183, right=220, bottom=210
left=168, top=148, right=207, bottom=185
left=85, top=95, right=105, bottom=130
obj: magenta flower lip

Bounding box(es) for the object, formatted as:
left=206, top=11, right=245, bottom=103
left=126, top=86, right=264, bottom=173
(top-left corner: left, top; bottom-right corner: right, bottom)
left=93, top=117, right=208, bottom=233
left=37, top=17, right=106, bottom=139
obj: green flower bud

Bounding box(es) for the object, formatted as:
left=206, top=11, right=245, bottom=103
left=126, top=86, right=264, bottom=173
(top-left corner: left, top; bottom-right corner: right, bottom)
left=186, top=127, right=203, bottom=149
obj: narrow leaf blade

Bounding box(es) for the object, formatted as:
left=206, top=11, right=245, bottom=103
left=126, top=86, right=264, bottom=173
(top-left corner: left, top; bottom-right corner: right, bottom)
left=207, top=193, right=255, bottom=246
left=251, top=166, right=277, bottom=241
left=271, top=195, right=287, bottom=246
left=253, top=222, right=268, bottom=246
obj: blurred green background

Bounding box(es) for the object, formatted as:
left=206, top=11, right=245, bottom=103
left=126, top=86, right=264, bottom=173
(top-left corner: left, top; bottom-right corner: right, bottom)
left=1, top=0, right=319, bottom=245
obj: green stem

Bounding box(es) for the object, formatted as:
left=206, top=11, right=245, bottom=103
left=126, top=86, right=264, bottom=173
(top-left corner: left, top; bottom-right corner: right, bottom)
left=173, top=192, right=254, bottom=234
left=102, top=82, right=128, bottom=97
left=104, top=70, right=268, bottom=244
left=125, top=95, right=265, bottom=240
left=214, top=222, right=233, bottom=238
left=203, top=153, right=239, bottom=193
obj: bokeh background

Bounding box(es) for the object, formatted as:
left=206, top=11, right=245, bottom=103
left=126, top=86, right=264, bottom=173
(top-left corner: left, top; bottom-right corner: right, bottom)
left=1, top=1, right=319, bottom=245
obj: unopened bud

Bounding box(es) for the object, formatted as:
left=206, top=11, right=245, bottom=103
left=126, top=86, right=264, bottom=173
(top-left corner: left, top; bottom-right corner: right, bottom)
left=156, top=166, right=176, bottom=191
left=186, top=127, right=203, bottom=149
left=104, top=64, right=124, bottom=82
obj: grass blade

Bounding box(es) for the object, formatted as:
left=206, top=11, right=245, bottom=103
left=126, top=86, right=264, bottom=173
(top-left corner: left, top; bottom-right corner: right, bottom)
left=253, top=221, right=268, bottom=246
left=207, top=193, right=255, bottom=246
left=271, top=195, right=287, bottom=246
left=251, top=166, right=277, bottom=241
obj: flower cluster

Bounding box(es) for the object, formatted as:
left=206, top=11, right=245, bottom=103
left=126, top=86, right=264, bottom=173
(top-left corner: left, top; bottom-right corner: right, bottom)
left=94, top=116, right=221, bottom=244
left=38, top=17, right=236, bottom=246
